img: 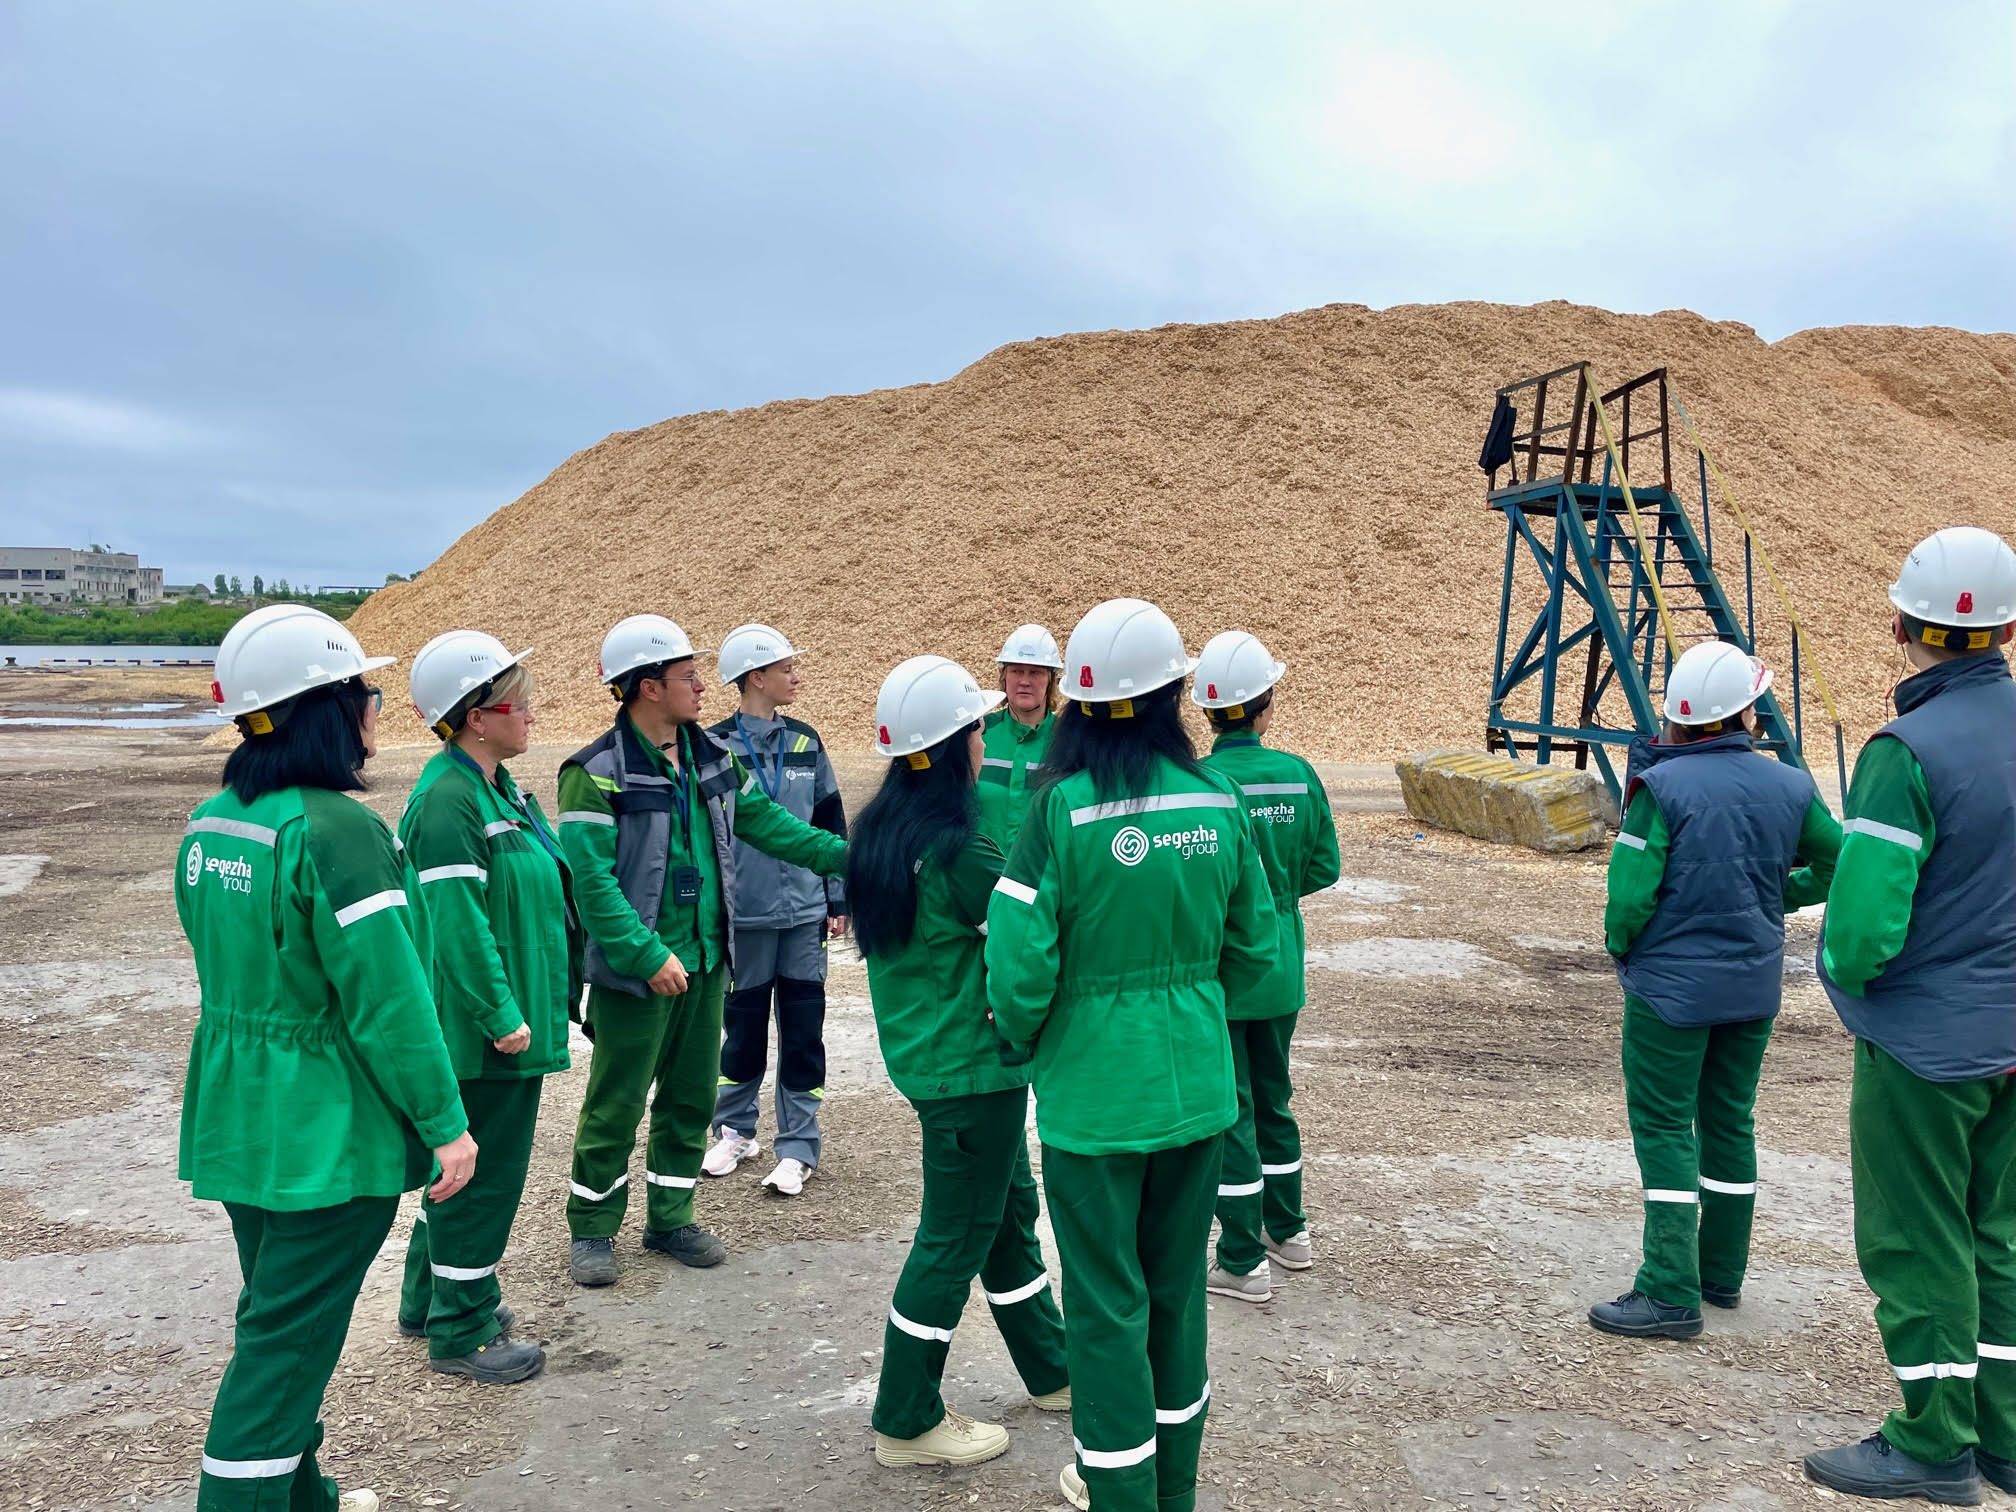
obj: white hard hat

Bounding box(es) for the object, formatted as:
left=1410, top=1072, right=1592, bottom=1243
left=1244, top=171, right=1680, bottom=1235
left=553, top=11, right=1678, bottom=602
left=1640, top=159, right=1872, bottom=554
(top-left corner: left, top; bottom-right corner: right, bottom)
left=213, top=603, right=395, bottom=721
left=1191, top=630, right=1285, bottom=710
left=1062, top=598, right=1196, bottom=705
left=996, top=623, right=1064, bottom=670
left=1889, top=526, right=2016, bottom=633
left=410, top=629, right=534, bottom=734
left=718, top=623, right=804, bottom=684
left=1664, top=641, right=1773, bottom=726
left=599, top=614, right=705, bottom=686
left=874, top=655, right=1005, bottom=760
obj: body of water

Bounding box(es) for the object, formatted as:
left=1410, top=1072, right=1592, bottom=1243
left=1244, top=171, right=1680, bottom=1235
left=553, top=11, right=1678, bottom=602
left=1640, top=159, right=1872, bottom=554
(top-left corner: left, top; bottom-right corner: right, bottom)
left=0, top=644, right=218, bottom=666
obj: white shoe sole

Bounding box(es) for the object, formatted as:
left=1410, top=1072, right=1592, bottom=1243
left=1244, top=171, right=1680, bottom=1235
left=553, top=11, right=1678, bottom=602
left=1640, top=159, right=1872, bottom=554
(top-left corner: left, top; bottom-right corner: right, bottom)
left=1206, top=1279, right=1272, bottom=1304
left=1264, top=1248, right=1313, bottom=1271
left=873, top=1433, right=1010, bottom=1468
left=702, top=1142, right=758, bottom=1178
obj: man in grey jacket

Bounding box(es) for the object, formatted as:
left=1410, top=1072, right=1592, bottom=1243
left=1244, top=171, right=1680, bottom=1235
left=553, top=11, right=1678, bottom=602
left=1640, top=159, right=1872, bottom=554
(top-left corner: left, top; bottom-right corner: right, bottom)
left=701, top=624, right=848, bottom=1196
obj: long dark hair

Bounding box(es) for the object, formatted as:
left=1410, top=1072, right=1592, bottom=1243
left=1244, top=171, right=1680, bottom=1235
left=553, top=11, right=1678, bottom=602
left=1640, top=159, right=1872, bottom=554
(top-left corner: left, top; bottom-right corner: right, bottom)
left=221, top=679, right=371, bottom=804
left=847, top=723, right=981, bottom=958
left=1040, top=681, right=1200, bottom=801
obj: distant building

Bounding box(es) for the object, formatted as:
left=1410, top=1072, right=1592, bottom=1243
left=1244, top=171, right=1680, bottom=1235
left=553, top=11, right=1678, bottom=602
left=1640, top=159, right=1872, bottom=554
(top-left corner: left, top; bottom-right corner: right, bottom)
left=0, top=547, right=164, bottom=605
left=161, top=583, right=210, bottom=602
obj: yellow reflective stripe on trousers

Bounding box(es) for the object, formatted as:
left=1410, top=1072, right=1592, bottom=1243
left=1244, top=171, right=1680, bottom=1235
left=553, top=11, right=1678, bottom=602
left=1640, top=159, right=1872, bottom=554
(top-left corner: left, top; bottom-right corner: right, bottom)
left=201, top=1453, right=304, bottom=1479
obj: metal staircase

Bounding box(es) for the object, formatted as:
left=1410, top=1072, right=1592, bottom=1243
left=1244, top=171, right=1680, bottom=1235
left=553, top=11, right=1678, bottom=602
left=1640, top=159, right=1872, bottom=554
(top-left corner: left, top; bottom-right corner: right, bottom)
left=1478, top=362, right=1845, bottom=805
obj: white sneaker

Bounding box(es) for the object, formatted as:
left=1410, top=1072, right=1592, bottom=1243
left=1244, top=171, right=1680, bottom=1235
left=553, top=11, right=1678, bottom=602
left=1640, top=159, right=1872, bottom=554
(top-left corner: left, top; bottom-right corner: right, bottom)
left=339, top=1494, right=379, bottom=1512
left=762, top=1157, right=812, bottom=1196
left=1206, top=1259, right=1272, bottom=1303
left=873, top=1407, right=1010, bottom=1467
left=1265, top=1229, right=1314, bottom=1270
left=702, top=1128, right=758, bottom=1178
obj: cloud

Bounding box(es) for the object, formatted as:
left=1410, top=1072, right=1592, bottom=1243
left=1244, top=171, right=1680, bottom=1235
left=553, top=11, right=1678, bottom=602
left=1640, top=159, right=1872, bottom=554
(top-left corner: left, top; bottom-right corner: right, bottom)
left=0, top=389, right=233, bottom=454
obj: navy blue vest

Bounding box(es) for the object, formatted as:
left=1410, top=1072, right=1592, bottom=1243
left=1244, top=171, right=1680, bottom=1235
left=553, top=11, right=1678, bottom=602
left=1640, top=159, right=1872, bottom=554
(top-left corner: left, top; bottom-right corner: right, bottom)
left=1617, top=733, right=1816, bottom=1027
left=1821, top=654, right=2016, bottom=1081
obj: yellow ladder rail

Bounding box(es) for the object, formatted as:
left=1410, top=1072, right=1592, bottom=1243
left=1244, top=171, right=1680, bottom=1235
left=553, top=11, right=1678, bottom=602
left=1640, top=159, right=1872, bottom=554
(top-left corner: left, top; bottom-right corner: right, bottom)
left=1666, top=382, right=1846, bottom=729
left=1580, top=364, right=1680, bottom=661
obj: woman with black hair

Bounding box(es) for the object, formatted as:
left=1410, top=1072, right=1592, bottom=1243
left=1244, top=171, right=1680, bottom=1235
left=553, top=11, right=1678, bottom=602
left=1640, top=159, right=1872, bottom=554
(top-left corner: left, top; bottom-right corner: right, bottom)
left=986, top=599, right=1279, bottom=1512
left=177, top=605, right=471, bottom=1512
left=856, top=655, right=1070, bottom=1471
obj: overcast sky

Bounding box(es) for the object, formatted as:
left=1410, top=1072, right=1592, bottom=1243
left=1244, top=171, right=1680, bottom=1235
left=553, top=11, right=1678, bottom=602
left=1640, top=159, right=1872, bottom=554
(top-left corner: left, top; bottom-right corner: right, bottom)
left=4, top=0, right=2012, bottom=588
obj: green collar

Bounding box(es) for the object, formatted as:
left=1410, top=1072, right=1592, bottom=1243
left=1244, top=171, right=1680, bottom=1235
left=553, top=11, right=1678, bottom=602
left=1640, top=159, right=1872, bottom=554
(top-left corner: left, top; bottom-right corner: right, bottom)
left=1211, top=730, right=1262, bottom=752
left=1009, top=709, right=1054, bottom=743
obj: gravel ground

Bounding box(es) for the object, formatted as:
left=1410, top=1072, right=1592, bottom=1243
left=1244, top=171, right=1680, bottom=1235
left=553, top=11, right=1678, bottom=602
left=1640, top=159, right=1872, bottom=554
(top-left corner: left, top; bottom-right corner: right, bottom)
left=1, top=670, right=1994, bottom=1511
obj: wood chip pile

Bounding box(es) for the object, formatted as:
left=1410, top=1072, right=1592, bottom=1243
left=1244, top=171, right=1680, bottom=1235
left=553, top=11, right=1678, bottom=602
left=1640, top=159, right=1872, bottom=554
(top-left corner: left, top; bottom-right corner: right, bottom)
left=348, top=300, right=2016, bottom=761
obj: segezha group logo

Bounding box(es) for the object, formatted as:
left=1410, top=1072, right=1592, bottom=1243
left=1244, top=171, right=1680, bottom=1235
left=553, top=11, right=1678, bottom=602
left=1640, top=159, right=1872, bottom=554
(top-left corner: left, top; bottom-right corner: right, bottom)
left=1111, top=826, right=1151, bottom=866
left=185, top=842, right=203, bottom=887
left=1110, top=822, right=1221, bottom=866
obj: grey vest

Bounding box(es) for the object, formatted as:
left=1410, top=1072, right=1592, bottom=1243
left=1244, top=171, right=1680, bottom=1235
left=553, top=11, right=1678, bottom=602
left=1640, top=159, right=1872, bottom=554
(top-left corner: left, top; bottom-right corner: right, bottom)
left=1821, top=654, right=2016, bottom=1080
left=1617, top=733, right=1815, bottom=1027
left=707, top=711, right=842, bottom=929
left=568, top=718, right=746, bottom=996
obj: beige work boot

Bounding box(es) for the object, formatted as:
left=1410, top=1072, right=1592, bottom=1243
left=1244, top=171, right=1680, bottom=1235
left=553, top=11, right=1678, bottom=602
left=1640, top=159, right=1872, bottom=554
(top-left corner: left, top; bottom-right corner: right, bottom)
left=338, top=1493, right=379, bottom=1512
left=873, top=1407, right=1010, bottom=1468
left=1031, top=1384, right=1071, bottom=1412
left=1060, top=1463, right=1091, bottom=1510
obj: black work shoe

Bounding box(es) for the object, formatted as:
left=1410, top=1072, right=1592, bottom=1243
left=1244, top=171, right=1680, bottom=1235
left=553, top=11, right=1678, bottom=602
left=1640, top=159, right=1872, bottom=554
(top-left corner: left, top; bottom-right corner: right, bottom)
left=1701, top=1283, right=1741, bottom=1310
left=429, top=1335, right=547, bottom=1386
left=1587, top=1289, right=1704, bottom=1340
left=570, top=1237, right=619, bottom=1287
left=1973, top=1449, right=2016, bottom=1495
left=400, top=1303, right=514, bottom=1340
left=1804, top=1433, right=1981, bottom=1504
left=643, top=1224, right=727, bottom=1269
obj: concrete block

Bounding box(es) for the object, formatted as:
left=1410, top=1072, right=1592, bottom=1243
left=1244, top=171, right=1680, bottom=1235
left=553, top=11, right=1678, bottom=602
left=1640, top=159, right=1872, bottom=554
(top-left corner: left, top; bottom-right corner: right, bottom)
left=1396, top=748, right=1617, bottom=854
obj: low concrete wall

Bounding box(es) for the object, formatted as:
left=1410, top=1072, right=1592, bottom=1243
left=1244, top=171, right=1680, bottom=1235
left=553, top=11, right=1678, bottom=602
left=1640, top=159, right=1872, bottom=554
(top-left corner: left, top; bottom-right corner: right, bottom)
left=1396, top=749, right=1617, bottom=854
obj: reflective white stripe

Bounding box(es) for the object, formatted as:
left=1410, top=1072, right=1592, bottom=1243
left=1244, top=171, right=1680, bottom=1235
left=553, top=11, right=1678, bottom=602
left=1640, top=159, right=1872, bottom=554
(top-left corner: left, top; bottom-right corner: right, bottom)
left=1069, top=792, right=1237, bottom=826
left=201, top=1453, right=304, bottom=1479
left=1894, top=1360, right=1978, bottom=1381
left=1240, top=782, right=1307, bottom=796
left=431, top=1261, right=497, bottom=1281
left=888, top=1307, right=955, bottom=1343
left=1846, top=817, right=1924, bottom=851
left=1260, top=1159, right=1302, bottom=1176
left=1699, top=1176, right=1757, bottom=1195
left=414, top=1207, right=427, bottom=1222
left=994, top=876, right=1038, bottom=906
left=559, top=810, right=616, bottom=826
left=984, top=1273, right=1050, bottom=1307
left=645, top=1170, right=697, bottom=1189
left=417, top=864, right=487, bottom=885
left=1075, top=1435, right=1157, bottom=1469
left=1981, top=1342, right=2016, bottom=1361
left=1156, top=1381, right=1211, bottom=1424
left=185, top=816, right=280, bottom=846
left=333, top=889, right=407, bottom=927
left=1614, top=831, right=1648, bottom=851
left=1218, top=1179, right=1264, bottom=1197
left=1644, top=1188, right=1699, bottom=1204
left=741, top=774, right=757, bottom=795
left=975, top=921, right=989, bottom=936
left=570, top=1173, right=629, bottom=1202
left=981, top=757, right=1014, bottom=769
left=484, top=819, right=518, bottom=837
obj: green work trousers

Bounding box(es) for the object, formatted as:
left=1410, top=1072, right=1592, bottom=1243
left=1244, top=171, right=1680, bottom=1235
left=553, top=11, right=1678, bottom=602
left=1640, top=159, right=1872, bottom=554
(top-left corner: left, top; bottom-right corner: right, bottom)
left=568, top=971, right=727, bottom=1237
left=1215, top=1013, right=1304, bottom=1276
left=1045, top=1134, right=1222, bottom=1512
left=398, top=1075, right=542, bottom=1358
left=197, top=1195, right=399, bottom=1512
left=1620, top=995, right=1772, bottom=1308
left=1850, top=1039, right=2016, bottom=1465
left=872, top=1086, right=1069, bottom=1439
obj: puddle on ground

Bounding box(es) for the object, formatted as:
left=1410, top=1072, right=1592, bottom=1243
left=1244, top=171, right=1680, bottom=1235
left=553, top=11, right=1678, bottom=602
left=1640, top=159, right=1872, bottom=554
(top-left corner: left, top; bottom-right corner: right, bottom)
left=1306, top=937, right=1504, bottom=978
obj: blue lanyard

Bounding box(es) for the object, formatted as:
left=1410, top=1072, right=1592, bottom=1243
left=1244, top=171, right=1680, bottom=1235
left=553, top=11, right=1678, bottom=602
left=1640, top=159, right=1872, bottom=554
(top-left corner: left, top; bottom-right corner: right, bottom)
left=733, top=713, right=783, bottom=800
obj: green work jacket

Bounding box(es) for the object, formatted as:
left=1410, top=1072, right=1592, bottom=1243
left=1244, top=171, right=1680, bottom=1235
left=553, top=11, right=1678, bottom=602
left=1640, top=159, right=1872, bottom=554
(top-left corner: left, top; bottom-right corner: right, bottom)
left=984, top=757, right=1279, bottom=1156
left=863, top=830, right=1030, bottom=1102
left=400, top=746, right=582, bottom=1081
left=1203, top=732, right=1342, bottom=1018
left=976, top=708, right=1055, bottom=857
left=175, top=786, right=466, bottom=1210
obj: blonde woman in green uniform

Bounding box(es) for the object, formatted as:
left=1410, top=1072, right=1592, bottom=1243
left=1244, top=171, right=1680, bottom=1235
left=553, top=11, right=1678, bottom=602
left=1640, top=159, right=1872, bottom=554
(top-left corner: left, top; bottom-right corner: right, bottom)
left=987, top=598, right=1279, bottom=1512
left=394, top=630, right=581, bottom=1384
left=178, top=605, right=472, bottom=1512
left=977, top=624, right=1063, bottom=856
left=853, top=655, right=1070, bottom=1470
left=1191, top=631, right=1341, bottom=1304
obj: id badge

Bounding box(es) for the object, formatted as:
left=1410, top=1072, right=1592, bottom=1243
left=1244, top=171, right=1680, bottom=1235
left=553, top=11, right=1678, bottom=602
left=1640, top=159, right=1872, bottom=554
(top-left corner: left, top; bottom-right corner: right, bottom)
left=671, top=865, right=702, bottom=905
